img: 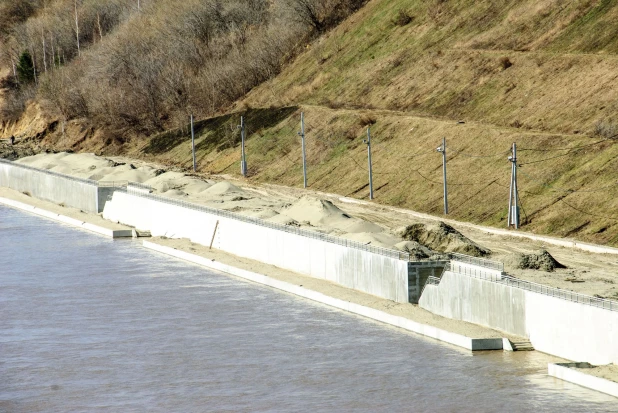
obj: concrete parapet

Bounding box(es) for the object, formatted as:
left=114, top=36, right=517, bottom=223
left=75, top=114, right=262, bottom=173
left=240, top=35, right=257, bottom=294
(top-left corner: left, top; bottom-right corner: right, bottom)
left=548, top=363, right=618, bottom=398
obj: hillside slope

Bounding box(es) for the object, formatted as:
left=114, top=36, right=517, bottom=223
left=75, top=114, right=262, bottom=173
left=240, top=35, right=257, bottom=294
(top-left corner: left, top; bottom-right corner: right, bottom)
left=4, top=0, right=618, bottom=246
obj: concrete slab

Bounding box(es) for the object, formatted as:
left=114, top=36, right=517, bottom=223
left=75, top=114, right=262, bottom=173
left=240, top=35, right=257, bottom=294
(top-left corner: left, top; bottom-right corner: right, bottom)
left=548, top=363, right=618, bottom=398
left=0, top=196, right=133, bottom=238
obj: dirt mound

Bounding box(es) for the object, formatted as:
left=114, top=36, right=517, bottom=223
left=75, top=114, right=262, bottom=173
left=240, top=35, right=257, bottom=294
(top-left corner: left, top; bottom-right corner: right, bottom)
left=509, top=249, right=566, bottom=272
left=282, top=196, right=383, bottom=234
left=203, top=181, right=242, bottom=195
left=394, top=241, right=432, bottom=260
left=399, top=222, right=491, bottom=257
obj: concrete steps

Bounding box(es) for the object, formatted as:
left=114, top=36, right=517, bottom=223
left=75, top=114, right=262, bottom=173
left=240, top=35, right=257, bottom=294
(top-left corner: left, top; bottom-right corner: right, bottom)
left=510, top=340, right=534, bottom=351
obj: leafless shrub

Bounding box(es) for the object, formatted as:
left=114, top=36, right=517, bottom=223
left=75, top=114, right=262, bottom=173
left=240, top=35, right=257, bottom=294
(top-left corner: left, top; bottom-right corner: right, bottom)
left=392, top=9, right=413, bottom=26
left=1, top=0, right=364, bottom=133
left=343, top=127, right=358, bottom=140
left=510, top=120, right=523, bottom=128
left=286, top=0, right=367, bottom=33
left=358, top=114, right=376, bottom=126
left=594, top=120, right=618, bottom=139
left=499, top=56, right=513, bottom=70
left=391, top=55, right=404, bottom=68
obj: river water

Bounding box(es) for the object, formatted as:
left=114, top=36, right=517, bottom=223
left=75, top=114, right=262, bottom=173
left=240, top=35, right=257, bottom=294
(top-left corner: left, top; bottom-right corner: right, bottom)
left=1, top=205, right=617, bottom=412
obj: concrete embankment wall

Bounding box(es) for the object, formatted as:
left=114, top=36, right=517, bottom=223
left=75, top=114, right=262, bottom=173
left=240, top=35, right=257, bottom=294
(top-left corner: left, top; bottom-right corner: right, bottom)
left=103, top=191, right=410, bottom=303
left=420, top=271, right=618, bottom=364
left=0, top=160, right=107, bottom=213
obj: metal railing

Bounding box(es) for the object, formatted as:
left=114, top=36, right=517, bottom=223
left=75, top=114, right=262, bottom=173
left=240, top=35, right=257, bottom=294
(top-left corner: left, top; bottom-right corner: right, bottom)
left=99, top=180, right=128, bottom=188
left=448, top=261, right=502, bottom=280
left=449, top=252, right=504, bottom=272
left=120, top=187, right=411, bottom=261
left=501, top=275, right=617, bottom=311
left=127, top=182, right=152, bottom=192
left=446, top=260, right=617, bottom=312
left=0, top=158, right=99, bottom=186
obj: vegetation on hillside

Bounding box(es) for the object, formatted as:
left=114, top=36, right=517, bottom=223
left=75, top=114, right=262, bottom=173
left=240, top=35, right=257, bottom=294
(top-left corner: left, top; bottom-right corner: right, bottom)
left=0, top=0, right=365, bottom=127
left=3, top=0, right=618, bottom=246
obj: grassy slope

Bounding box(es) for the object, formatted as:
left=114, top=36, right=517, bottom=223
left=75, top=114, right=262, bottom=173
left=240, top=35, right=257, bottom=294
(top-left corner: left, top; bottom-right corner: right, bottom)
left=37, top=0, right=618, bottom=246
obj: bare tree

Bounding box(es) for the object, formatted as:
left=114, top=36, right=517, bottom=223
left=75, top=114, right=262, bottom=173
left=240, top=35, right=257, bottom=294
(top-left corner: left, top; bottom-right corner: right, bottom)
left=74, top=0, right=80, bottom=56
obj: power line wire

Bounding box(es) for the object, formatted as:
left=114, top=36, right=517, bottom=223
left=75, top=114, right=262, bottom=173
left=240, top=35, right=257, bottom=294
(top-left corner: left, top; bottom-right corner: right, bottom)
left=518, top=138, right=613, bottom=152
left=558, top=197, right=618, bottom=221
left=447, top=146, right=511, bottom=158
left=517, top=166, right=618, bottom=194
left=518, top=138, right=615, bottom=165
left=518, top=152, right=575, bottom=165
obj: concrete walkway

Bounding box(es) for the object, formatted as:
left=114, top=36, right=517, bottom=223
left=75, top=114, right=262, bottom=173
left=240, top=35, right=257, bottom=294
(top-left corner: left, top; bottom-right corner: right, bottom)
left=0, top=187, right=132, bottom=238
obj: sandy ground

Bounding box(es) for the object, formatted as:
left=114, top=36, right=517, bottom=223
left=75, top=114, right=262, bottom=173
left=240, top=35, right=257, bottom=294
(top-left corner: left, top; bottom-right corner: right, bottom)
left=14, top=152, right=618, bottom=300
left=574, top=364, right=618, bottom=382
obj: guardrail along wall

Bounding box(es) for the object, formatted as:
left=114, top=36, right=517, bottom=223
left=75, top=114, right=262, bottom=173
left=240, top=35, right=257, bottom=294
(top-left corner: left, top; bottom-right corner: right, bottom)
left=419, top=269, right=618, bottom=364
left=103, top=190, right=410, bottom=302
left=0, top=159, right=109, bottom=213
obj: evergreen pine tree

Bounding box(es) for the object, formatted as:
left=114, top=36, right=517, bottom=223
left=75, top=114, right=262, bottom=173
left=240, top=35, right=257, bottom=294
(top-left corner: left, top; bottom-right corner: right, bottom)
left=16, top=50, right=35, bottom=83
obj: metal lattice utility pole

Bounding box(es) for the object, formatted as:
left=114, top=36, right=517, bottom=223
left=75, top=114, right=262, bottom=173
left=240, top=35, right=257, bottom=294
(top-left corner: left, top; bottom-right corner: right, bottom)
left=507, top=142, right=520, bottom=229
left=238, top=116, right=247, bottom=177
left=363, top=127, right=374, bottom=200
left=190, top=114, right=196, bottom=172
left=436, top=137, right=448, bottom=214
left=298, top=112, right=307, bottom=188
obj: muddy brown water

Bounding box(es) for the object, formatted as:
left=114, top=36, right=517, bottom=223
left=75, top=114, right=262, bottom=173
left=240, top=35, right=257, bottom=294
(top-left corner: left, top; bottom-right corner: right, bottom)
left=1, top=205, right=617, bottom=412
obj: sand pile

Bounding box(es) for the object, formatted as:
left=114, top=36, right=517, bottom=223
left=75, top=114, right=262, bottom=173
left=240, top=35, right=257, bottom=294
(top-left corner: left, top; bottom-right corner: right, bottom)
left=393, top=241, right=434, bottom=260
left=203, top=181, right=241, bottom=195
left=13, top=152, right=495, bottom=258
left=17, top=152, right=155, bottom=183
left=280, top=196, right=383, bottom=234
left=398, top=222, right=491, bottom=257
left=341, top=232, right=403, bottom=249
left=507, top=249, right=566, bottom=272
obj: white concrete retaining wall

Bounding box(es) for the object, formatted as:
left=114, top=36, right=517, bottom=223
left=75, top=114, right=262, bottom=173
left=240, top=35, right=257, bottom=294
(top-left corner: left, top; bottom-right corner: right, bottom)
left=0, top=160, right=103, bottom=213
left=104, top=191, right=410, bottom=302
left=420, top=271, right=618, bottom=364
